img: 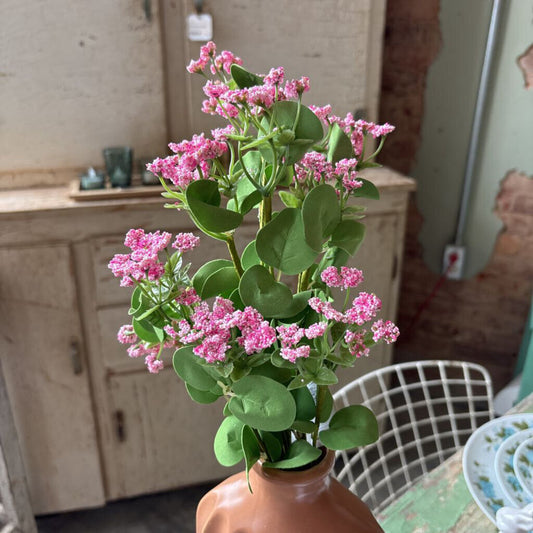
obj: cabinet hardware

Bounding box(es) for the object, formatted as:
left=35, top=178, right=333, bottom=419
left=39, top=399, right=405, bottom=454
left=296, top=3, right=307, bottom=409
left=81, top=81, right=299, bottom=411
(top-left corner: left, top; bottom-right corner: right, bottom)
left=115, top=410, right=126, bottom=442
left=70, top=340, right=83, bottom=375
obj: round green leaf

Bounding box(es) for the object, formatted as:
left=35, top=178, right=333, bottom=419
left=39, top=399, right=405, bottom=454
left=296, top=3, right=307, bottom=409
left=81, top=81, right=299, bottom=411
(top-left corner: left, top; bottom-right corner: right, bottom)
left=328, top=220, right=366, bottom=256
left=319, top=405, right=379, bottom=451
left=262, top=439, right=322, bottom=469
left=239, top=264, right=293, bottom=317
left=241, top=240, right=261, bottom=270
left=185, top=383, right=221, bottom=404
left=241, top=425, right=261, bottom=492
left=291, top=386, right=316, bottom=421
left=186, top=180, right=243, bottom=233
left=272, top=101, right=324, bottom=143
left=229, top=375, right=296, bottom=432
left=317, top=387, right=334, bottom=423
left=231, top=64, right=263, bottom=89
left=256, top=208, right=318, bottom=275
left=214, top=416, right=245, bottom=466
left=291, top=420, right=317, bottom=433
left=302, top=184, right=341, bottom=252
left=132, top=317, right=164, bottom=344
left=327, top=122, right=356, bottom=164
left=201, top=266, right=240, bottom=299
left=172, top=347, right=218, bottom=391
left=192, top=259, right=233, bottom=294
left=259, top=431, right=283, bottom=462
left=351, top=178, right=380, bottom=200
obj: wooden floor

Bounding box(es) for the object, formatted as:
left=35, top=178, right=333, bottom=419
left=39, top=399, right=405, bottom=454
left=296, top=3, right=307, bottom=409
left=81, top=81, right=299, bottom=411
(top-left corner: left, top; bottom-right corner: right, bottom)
left=36, top=483, right=215, bottom=533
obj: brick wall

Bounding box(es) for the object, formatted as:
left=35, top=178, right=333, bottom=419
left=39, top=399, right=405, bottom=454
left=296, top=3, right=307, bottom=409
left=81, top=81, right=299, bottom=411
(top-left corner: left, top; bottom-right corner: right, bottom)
left=378, top=0, right=533, bottom=392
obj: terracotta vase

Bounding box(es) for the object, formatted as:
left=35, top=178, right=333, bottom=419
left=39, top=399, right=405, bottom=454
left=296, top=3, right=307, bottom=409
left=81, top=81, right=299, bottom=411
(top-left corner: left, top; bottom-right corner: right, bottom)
left=196, top=449, right=383, bottom=532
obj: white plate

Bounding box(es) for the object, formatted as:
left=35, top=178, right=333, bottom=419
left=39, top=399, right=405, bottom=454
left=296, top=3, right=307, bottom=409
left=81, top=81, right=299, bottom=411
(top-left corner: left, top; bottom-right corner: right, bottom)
left=514, top=437, right=533, bottom=500
left=463, top=413, right=533, bottom=525
left=494, top=428, right=533, bottom=506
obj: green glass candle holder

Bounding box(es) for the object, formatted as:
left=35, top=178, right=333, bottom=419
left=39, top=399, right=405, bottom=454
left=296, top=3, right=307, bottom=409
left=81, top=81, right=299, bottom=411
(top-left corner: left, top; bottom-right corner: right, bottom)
left=103, top=146, right=133, bottom=188
left=79, top=167, right=106, bottom=190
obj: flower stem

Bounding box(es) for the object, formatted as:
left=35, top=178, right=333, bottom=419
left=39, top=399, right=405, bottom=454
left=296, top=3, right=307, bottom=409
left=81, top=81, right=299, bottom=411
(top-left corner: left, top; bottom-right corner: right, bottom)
left=259, top=195, right=272, bottom=229
left=226, top=235, right=243, bottom=277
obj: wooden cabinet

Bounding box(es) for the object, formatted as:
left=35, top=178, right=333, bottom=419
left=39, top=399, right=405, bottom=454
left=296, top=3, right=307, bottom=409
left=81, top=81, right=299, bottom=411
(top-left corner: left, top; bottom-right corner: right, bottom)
left=0, top=168, right=414, bottom=513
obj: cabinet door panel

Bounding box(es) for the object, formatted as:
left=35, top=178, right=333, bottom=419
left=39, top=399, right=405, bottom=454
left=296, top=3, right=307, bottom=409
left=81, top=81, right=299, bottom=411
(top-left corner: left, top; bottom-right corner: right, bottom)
left=106, top=369, right=237, bottom=499
left=0, top=245, right=104, bottom=513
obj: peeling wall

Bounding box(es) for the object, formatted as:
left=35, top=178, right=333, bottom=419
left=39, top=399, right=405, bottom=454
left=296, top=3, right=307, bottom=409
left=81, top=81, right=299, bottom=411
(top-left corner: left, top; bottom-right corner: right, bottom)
left=413, top=0, right=533, bottom=278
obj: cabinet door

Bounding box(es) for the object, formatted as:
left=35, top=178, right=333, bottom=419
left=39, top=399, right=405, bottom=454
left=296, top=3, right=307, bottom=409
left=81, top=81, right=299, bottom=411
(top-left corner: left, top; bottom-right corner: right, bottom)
left=0, top=245, right=104, bottom=514
left=106, top=369, right=238, bottom=500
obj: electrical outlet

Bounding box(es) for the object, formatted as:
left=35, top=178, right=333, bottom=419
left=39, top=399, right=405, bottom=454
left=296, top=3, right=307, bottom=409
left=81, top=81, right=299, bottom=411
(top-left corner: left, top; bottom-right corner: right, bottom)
left=442, top=245, right=466, bottom=280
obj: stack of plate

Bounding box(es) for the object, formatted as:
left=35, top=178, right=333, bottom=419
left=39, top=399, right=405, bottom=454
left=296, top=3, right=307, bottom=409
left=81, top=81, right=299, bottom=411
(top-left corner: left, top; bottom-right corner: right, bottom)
left=463, top=414, right=533, bottom=525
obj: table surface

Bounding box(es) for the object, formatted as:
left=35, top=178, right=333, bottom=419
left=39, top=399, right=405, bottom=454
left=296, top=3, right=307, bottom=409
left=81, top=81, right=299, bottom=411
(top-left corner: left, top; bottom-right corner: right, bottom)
left=377, top=392, right=533, bottom=533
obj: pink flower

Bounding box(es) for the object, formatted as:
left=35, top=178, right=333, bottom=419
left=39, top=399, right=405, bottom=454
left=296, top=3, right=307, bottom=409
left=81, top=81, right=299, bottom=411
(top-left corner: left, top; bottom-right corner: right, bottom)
left=263, top=67, right=285, bottom=86
left=305, top=322, right=328, bottom=339
left=344, top=330, right=369, bottom=358
left=213, top=50, right=243, bottom=74
left=175, top=287, right=201, bottom=306
left=280, top=345, right=311, bottom=363
left=277, top=324, right=305, bottom=347
left=284, top=77, right=310, bottom=99
left=309, top=104, right=333, bottom=125
left=145, top=353, right=164, bottom=374
left=343, top=293, right=382, bottom=325
left=118, top=325, right=138, bottom=344
left=321, top=266, right=342, bottom=288
left=172, top=232, right=200, bottom=253
left=340, top=267, right=364, bottom=289
left=371, top=320, right=400, bottom=344
left=240, top=321, right=277, bottom=354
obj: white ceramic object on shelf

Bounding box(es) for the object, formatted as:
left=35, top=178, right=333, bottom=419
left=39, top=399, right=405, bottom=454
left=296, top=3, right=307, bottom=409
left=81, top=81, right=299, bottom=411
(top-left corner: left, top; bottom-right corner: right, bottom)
left=494, top=429, right=533, bottom=506
left=463, top=414, right=533, bottom=525
left=514, top=437, right=533, bottom=500
left=495, top=502, right=533, bottom=533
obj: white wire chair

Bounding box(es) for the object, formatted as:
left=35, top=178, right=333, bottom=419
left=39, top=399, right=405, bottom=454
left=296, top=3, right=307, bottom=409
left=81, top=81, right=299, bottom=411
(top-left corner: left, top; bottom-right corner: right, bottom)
left=332, top=360, right=494, bottom=513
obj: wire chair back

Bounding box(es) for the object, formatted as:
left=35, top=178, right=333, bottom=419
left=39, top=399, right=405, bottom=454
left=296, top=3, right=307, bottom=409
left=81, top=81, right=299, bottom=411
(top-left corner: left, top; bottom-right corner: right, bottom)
left=332, top=360, right=494, bottom=513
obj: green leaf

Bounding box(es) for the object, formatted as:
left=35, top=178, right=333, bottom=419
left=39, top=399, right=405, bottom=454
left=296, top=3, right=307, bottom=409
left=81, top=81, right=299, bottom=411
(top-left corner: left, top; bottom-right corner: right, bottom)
left=320, top=246, right=351, bottom=269
left=327, top=123, right=356, bottom=163
left=302, top=184, right=340, bottom=252
left=271, top=349, right=298, bottom=369
left=214, top=416, right=245, bottom=467
left=287, top=375, right=312, bottom=390
left=351, top=178, right=380, bottom=200
left=291, top=386, right=316, bottom=421
left=272, top=101, right=324, bottom=143
left=249, top=361, right=294, bottom=384
left=172, top=346, right=218, bottom=391
left=262, top=439, right=322, bottom=469
left=231, top=64, right=264, bottom=89
left=200, top=266, right=240, bottom=299
left=256, top=208, right=318, bottom=275
left=241, top=241, right=261, bottom=270
left=239, top=265, right=293, bottom=317
left=132, top=317, right=164, bottom=344
left=317, top=388, right=334, bottom=423
left=259, top=431, right=283, bottom=462
left=185, top=383, right=221, bottom=404
left=241, top=425, right=261, bottom=492
left=192, top=259, right=233, bottom=295
left=319, top=405, right=379, bottom=450
left=279, top=190, right=302, bottom=208
left=186, top=180, right=243, bottom=233
left=229, top=375, right=297, bottom=432
left=328, top=220, right=366, bottom=256
left=291, top=420, right=317, bottom=433
left=314, top=366, right=338, bottom=386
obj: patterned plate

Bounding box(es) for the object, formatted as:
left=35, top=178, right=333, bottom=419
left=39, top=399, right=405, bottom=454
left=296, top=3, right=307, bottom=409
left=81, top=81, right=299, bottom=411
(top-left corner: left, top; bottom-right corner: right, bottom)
left=494, top=429, right=533, bottom=506
left=462, top=413, right=533, bottom=525
left=514, top=437, right=533, bottom=500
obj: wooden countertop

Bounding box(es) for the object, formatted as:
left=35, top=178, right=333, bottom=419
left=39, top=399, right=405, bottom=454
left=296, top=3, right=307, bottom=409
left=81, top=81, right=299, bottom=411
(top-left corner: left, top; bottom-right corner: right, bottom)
left=0, top=167, right=415, bottom=216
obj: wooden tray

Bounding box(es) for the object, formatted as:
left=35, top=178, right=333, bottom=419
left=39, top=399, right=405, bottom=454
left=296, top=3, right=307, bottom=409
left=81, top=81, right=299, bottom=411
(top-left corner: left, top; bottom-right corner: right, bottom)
left=68, top=178, right=164, bottom=201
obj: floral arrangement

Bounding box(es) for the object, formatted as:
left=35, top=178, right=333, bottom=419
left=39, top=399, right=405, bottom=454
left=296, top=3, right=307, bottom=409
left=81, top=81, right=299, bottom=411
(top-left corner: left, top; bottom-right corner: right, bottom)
left=109, top=42, right=399, bottom=483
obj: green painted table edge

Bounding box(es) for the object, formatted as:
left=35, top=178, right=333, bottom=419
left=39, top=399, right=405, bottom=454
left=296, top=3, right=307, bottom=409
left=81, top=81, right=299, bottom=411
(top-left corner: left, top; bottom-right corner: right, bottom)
left=376, top=393, right=533, bottom=533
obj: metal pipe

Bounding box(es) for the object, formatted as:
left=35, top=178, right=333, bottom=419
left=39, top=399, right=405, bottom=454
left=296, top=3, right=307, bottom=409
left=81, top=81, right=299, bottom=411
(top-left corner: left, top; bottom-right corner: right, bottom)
left=454, top=0, right=505, bottom=246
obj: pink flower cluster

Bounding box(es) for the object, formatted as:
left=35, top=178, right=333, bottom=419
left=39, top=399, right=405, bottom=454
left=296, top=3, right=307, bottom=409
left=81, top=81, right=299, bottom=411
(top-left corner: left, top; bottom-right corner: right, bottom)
left=309, top=106, right=395, bottom=158
left=371, top=320, right=400, bottom=344
left=147, top=133, right=227, bottom=189
left=293, top=153, right=361, bottom=194
left=309, top=292, right=381, bottom=326
left=186, top=41, right=242, bottom=75
left=344, top=330, right=370, bottom=358
left=108, top=229, right=171, bottom=287
left=172, top=298, right=277, bottom=363
left=276, top=322, right=327, bottom=363
left=172, top=232, right=200, bottom=253
left=125, top=342, right=168, bottom=374
left=320, top=266, right=364, bottom=290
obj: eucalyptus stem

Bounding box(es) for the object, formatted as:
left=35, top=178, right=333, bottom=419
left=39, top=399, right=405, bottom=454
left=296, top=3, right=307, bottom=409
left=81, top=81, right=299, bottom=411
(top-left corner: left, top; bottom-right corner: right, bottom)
left=312, top=385, right=328, bottom=447
left=226, top=235, right=244, bottom=277
left=297, top=268, right=311, bottom=293
left=252, top=428, right=272, bottom=461
left=259, top=195, right=272, bottom=229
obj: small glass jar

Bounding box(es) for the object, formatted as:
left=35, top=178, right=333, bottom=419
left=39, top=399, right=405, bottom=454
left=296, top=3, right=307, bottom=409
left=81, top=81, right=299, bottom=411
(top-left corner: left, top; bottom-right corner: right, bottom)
left=79, top=168, right=106, bottom=190
left=103, top=146, right=133, bottom=188
left=139, top=157, right=160, bottom=185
